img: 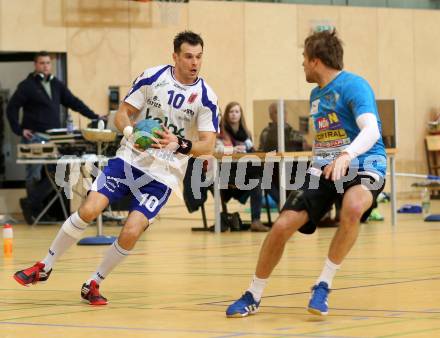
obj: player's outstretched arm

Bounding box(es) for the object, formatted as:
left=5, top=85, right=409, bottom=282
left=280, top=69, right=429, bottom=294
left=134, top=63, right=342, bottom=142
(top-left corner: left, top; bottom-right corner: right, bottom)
left=114, top=102, right=140, bottom=135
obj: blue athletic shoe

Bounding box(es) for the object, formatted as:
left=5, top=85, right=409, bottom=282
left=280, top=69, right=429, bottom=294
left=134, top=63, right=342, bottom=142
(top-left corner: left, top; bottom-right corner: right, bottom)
left=307, top=281, right=330, bottom=316
left=226, top=291, right=260, bottom=318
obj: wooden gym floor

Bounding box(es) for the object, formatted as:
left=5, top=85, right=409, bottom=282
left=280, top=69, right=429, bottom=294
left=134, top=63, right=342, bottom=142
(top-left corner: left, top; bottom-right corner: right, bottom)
left=0, top=200, right=439, bottom=338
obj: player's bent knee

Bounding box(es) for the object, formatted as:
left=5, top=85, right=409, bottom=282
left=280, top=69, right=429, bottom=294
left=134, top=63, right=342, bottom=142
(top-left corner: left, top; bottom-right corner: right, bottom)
left=271, top=218, right=298, bottom=240
left=78, top=204, right=99, bottom=223
left=270, top=224, right=290, bottom=242
left=121, top=227, right=141, bottom=240
left=341, top=203, right=365, bottom=225
left=121, top=222, right=146, bottom=240
left=273, top=210, right=307, bottom=234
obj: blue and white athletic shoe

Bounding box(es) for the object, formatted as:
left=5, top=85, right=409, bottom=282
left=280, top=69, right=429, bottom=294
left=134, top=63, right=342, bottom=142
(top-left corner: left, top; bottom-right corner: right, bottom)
left=307, top=281, right=330, bottom=316
left=226, top=291, right=260, bottom=318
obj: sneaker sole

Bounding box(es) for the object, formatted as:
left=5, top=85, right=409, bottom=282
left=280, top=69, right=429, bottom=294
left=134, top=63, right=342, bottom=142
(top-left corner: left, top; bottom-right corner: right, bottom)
left=307, top=307, right=328, bottom=316
left=226, top=309, right=258, bottom=318
left=80, top=298, right=108, bottom=306
left=13, top=274, right=49, bottom=287
left=13, top=274, right=30, bottom=287
left=226, top=312, right=249, bottom=318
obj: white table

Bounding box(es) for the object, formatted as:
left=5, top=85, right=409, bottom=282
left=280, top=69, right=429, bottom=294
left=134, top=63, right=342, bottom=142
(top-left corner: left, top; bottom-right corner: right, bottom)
left=17, top=156, right=110, bottom=226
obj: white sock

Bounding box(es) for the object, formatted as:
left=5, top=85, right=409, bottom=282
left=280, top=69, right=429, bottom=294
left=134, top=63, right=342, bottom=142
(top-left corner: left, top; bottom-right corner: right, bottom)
left=41, top=212, right=88, bottom=271
left=88, top=240, right=130, bottom=285
left=247, top=275, right=268, bottom=302
left=316, top=258, right=341, bottom=288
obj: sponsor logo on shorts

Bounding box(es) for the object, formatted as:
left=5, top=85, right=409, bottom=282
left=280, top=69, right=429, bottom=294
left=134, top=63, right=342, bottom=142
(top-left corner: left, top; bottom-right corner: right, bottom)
left=104, top=176, right=120, bottom=192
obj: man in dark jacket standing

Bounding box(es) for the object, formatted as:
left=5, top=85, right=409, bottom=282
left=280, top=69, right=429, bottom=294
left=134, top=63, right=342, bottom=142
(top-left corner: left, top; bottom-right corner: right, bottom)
left=7, top=51, right=99, bottom=224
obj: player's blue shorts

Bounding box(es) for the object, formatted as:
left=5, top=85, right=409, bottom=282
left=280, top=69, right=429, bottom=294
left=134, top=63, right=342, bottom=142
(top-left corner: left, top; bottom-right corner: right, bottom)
left=91, top=158, right=172, bottom=221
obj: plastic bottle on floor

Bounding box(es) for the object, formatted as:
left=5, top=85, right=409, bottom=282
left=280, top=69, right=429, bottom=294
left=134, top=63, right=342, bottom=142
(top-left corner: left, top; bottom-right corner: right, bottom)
left=3, top=224, right=13, bottom=256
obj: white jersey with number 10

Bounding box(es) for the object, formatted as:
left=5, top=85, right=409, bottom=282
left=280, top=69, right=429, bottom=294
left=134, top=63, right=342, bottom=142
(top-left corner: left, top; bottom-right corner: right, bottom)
left=116, top=64, right=220, bottom=191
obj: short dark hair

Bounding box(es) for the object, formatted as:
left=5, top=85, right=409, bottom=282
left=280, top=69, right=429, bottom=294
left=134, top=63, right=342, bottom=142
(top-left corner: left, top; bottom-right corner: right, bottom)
left=304, top=29, right=343, bottom=70
left=34, top=51, right=51, bottom=62
left=173, top=31, right=204, bottom=53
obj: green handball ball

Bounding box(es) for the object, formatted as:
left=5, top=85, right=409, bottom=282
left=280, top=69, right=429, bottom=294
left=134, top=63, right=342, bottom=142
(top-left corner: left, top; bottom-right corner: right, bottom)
left=133, top=119, right=163, bottom=150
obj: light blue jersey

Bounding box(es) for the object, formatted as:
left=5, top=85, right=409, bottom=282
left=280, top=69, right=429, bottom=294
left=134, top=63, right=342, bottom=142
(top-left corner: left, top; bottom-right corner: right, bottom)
left=310, top=71, right=387, bottom=177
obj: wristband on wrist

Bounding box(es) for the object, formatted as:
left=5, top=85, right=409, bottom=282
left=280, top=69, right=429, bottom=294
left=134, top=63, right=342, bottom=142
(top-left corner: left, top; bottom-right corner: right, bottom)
left=176, top=137, right=192, bottom=154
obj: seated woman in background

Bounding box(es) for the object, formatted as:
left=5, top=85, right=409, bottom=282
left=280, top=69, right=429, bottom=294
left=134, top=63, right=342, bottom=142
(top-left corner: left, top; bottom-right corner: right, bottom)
left=216, top=102, right=269, bottom=232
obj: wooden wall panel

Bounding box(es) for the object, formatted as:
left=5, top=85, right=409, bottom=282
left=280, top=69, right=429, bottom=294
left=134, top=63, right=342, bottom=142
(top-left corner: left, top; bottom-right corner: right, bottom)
left=339, top=6, right=379, bottom=92
left=66, top=25, right=131, bottom=123
left=188, top=1, right=245, bottom=115
left=414, top=10, right=440, bottom=174
left=128, top=1, right=188, bottom=83
left=296, top=5, right=340, bottom=99
left=0, top=0, right=66, bottom=52
left=244, top=2, right=298, bottom=134
left=377, top=9, right=416, bottom=174
left=0, top=1, right=2, bottom=50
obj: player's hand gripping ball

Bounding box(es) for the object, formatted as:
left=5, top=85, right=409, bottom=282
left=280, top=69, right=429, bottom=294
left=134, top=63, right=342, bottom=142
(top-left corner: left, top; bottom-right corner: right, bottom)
left=133, top=119, right=164, bottom=150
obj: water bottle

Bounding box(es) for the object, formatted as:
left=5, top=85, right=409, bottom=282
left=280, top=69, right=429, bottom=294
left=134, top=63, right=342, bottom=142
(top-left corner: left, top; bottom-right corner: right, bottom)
left=97, top=119, right=105, bottom=131
left=3, top=224, right=13, bottom=256
left=244, top=138, right=254, bottom=151
left=422, top=187, right=431, bottom=218
left=66, top=113, right=74, bottom=134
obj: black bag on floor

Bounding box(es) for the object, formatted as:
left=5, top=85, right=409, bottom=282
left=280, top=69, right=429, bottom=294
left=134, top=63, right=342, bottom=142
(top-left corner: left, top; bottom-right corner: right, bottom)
left=221, top=211, right=243, bottom=232
left=209, top=212, right=244, bottom=232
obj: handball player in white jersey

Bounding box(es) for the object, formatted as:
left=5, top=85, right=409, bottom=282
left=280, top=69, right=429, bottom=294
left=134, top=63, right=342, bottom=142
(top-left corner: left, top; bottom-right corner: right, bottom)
left=13, top=31, right=219, bottom=305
